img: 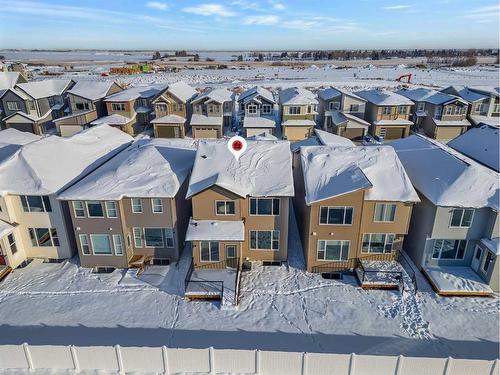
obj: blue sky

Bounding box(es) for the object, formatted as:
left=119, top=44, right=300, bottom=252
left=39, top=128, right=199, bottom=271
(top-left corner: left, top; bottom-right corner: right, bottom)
left=0, top=0, right=498, bottom=50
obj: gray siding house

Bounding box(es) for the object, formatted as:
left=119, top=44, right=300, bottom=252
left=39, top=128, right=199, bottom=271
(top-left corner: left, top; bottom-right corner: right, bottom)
left=237, top=86, right=276, bottom=137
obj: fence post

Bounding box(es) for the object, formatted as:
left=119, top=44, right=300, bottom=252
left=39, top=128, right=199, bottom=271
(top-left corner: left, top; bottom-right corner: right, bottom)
left=22, top=343, right=34, bottom=370
left=255, top=349, right=260, bottom=375
left=70, top=345, right=80, bottom=372
left=443, top=356, right=452, bottom=375
left=395, top=354, right=403, bottom=375
left=490, top=359, right=499, bottom=375
left=162, top=345, right=169, bottom=375
left=115, top=344, right=124, bottom=375
left=209, top=346, right=215, bottom=375
left=301, top=352, right=308, bottom=375
left=348, top=353, right=355, bottom=375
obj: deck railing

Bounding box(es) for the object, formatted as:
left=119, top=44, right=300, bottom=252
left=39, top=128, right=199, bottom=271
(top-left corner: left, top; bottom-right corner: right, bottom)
left=197, top=257, right=240, bottom=270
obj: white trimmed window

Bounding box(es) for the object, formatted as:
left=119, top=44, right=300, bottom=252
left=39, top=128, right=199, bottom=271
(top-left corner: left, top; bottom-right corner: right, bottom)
left=20, top=195, right=52, bottom=213
left=111, top=103, right=126, bottom=111
left=164, top=228, right=174, bottom=247
left=445, top=106, right=453, bottom=115
left=8, top=234, right=17, bottom=255
left=329, top=102, right=340, bottom=111
left=113, top=234, right=124, bottom=255
left=73, top=201, right=85, bottom=218
left=432, top=239, right=466, bottom=260
left=417, top=102, right=425, bottom=112
left=250, top=230, right=279, bottom=250
left=317, top=240, right=349, bottom=261
left=86, top=201, right=104, bottom=218
left=449, top=208, right=474, bottom=228
left=289, top=106, right=301, bottom=115
left=90, top=234, right=112, bottom=255
left=249, top=198, right=280, bottom=216
left=79, top=234, right=90, bottom=255
left=216, top=200, right=235, bottom=215
left=29, top=228, right=59, bottom=247
left=152, top=198, right=163, bottom=213
left=144, top=228, right=164, bottom=248
left=349, top=104, right=360, bottom=112
left=133, top=228, right=143, bottom=248
left=7, top=101, right=20, bottom=111
left=200, top=241, right=219, bottom=262
left=362, top=233, right=395, bottom=254
left=493, top=104, right=500, bottom=113
left=434, top=106, right=442, bottom=118
left=262, top=104, right=272, bottom=114
left=131, top=198, right=143, bottom=213
left=105, top=201, right=118, bottom=218
left=157, top=103, right=167, bottom=112
left=398, top=106, right=408, bottom=114
left=247, top=104, right=257, bottom=114
left=319, top=207, right=353, bottom=225
left=373, top=203, right=396, bottom=222
left=382, top=107, right=391, bottom=115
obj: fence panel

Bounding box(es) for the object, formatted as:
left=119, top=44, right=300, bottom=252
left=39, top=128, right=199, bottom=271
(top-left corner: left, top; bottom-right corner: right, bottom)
left=0, top=344, right=29, bottom=369
left=399, top=356, right=447, bottom=375
left=213, top=349, right=256, bottom=374
left=447, top=358, right=497, bottom=375
left=352, top=355, right=398, bottom=375
left=74, top=345, right=120, bottom=372
left=259, top=350, right=303, bottom=375
left=121, top=346, right=164, bottom=373
left=167, top=348, right=211, bottom=374
left=306, top=353, right=351, bottom=375
left=29, top=345, right=74, bottom=370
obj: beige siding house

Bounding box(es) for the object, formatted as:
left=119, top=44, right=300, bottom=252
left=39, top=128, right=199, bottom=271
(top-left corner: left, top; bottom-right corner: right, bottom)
left=190, top=88, right=234, bottom=138
left=355, top=89, right=414, bottom=140
left=237, top=86, right=276, bottom=137
left=58, top=138, right=196, bottom=269
left=279, top=87, right=318, bottom=141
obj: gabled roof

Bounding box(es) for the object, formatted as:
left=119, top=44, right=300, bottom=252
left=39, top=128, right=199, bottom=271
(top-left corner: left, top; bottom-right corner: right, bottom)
left=0, top=128, right=40, bottom=164
left=318, top=87, right=342, bottom=101
left=0, top=125, right=133, bottom=196
left=300, top=145, right=419, bottom=205
left=90, top=113, right=133, bottom=126
left=238, top=86, right=275, bottom=104
left=16, top=79, right=74, bottom=100
left=279, top=87, right=318, bottom=106
left=104, top=84, right=166, bottom=102
left=190, top=114, right=223, bottom=126
left=447, top=125, right=499, bottom=172
left=468, top=86, right=500, bottom=98
left=397, top=88, right=468, bottom=105
left=442, top=86, right=488, bottom=102
left=314, top=128, right=355, bottom=147
left=192, top=88, right=233, bottom=104
left=167, top=81, right=198, bottom=102
left=58, top=138, right=196, bottom=200
left=0, top=72, right=24, bottom=90
left=186, top=140, right=294, bottom=198
left=355, top=89, right=413, bottom=106
left=68, top=80, right=122, bottom=101
left=0, top=220, right=15, bottom=239
left=391, top=134, right=499, bottom=210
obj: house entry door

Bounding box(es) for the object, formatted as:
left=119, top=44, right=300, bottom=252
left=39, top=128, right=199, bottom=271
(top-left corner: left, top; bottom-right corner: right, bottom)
left=471, top=245, right=482, bottom=272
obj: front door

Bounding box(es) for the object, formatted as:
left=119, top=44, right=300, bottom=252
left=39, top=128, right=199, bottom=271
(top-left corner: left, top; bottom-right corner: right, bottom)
left=471, top=245, right=482, bottom=272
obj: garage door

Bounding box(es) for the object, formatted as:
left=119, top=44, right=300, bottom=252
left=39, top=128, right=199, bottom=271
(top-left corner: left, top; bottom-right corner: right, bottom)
left=194, top=127, right=218, bottom=139
left=342, top=128, right=365, bottom=140
left=156, top=126, right=179, bottom=138
left=384, top=127, right=405, bottom=140
left=7, top=123, right=35, bottom=133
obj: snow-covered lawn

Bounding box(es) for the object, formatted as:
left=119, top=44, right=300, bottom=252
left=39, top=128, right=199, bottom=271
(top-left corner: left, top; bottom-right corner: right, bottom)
left=423, top=266, right=494, bottom=295
left=0, top=209, right=497, bottom=360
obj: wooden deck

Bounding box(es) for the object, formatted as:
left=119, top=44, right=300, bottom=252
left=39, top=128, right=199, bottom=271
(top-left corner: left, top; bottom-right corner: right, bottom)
left=0, top=266, right=12, bottom=282
left=422, top=268, right=494, bottom=297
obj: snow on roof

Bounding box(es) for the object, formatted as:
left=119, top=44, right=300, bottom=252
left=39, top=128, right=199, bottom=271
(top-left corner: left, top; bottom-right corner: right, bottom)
left=91, top=114, right=132, bottom=126
left=151, top=114, right=186, bottom=124
left=432, top=118, right=471, bottom=127
left=186, top=140, right=294, bottom=198
left=58, top=138, right=196, bottom=201
left=0, top=72, right=22, bottom=90
left=448, top=125, right=499, bottom=172
left=301, top=145, right=419, bottom=205
left=0, top=125, right=133, bottom=196
left=246, top=133, right=278, bottom=141
left=290, top=137, right=322, bottom=153
left=391, top=135, right=499, bottom=210
left=190, top=114, right=223, bottom=126
left=167, top=81, right=198, bottom=102
left=318, top=87, right=341, bottom=101
left=444, top=86, right=488, bottom=102
left=374, top=119, right=413, bottom=126
left=185, top=218, right=245, bottom=241
left=279, top=87, right=318, bottom=106
left=0, top=220, right=15, bottom=239
left=238, top=86, right=275, bottom=104
left=469, top=86, right=500, bottom=98
left=480, top=238, right=500, bottom=255
left=104, top=84, right=166, bottom=102
left=0, top=128, right=40, bottom=145
left=68, top=81, right=120, bottom=101
left=243, top=116, right=276, bottom=128
left=193, top=88, right=233, bottom=104
left=470, top=115, right=500, bottom=128
left=314, top=129, right=355, bottom=147
left=397, top=88, right=467, bottom=105
left=16, top=79, right=73, bottom=99
left=355, top=89, right=413, bottom=106
left=282, top=119, right=316, bottom=127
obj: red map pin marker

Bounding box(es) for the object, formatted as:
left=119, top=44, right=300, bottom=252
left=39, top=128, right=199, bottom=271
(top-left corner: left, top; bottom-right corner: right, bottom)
left=228, top=136, right=247, bottom=161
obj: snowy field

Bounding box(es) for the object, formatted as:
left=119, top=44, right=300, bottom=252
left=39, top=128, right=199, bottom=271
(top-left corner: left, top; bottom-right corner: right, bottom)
left=0, top=208, right=497, bottom=360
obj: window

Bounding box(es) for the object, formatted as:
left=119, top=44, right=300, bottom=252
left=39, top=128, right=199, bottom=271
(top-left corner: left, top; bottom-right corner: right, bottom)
left=113, top=234, right=124, bottom=255
left=73, top=201, right=85, bottom=218
left=417, top=102, right=425, bottom=112
left=90, top=234, right=112, bottom=255
left=398, top=106, right=408, bottom=114
left=373, top=203, right=396, bottom=222
left=289, top=106, right=301, bottom=115
left=362, top=233, right=395, bottom=254
left=133, top=228, right=143, bottom=248
left=432, top=239, right=466, bottom=260
left=450, top=208, right=474, bottom=228
left=445, top=106, right=453, bottom=115
left=131, top=198, right=143, bottom=213
left=8, top=234, right=17, bottom=255
left=382, top=107, right=391, bottom=115
left=474, top=103, right=482, bottom=112
left=482, top=251, right=494, bottom=273
left=86, top=201, right=104, bottom=218
left=317, top=240, right=349, bottom=261
left=319, top=207, right=353, bottom=225
left=157, top=103, right=167, bottom=112
left=379, top=127, right=387, bottom=137
left=111, top=103, right=126, bottom=111
left=250, top=230, right=279, bottom=250
left=247, top=104, right=257, bottom=114
left=152, top=198, right=163, bottom=213
left=172, top=103, right=178, bottom=112
left=250, top=198, right=280, bottom=216
left=329, top=102, right=340, bottom=111
left=144, top=228, right=164, bottom=248
left=28, top=101, right=36, bottom=111
left=79, top=234, right=90, bottom=255
left=493, top=104, right=500, bottom=113
left=454, top=106, right=461, bottom=115
left=349, top=104, right=360, bottom=112
left=48, top=97, right=55, bottom=106
left=178, top=103, right=184, bottom=111
left=200, top=241, right=219, bottom=262
left=208, top=105, right=214, bottom=113
left=6, top=101, right=20, bottom=111
left=29, top=228, right=59, bottom=247
left=75, top=102, right=90, bottom=110
left=105, top=201, right=118, bottom=218
left=434, top=106, right=442, bottom=118
left=262, top=104, right=272, bottom=114
left=164, top=228, right=174, bottom=247
left=307, top=105, right=312, bottom=113
left=216, top=201, right=235, bottom=215
left=226, top=245, right=236, bottom=258
left=20, top=195, right=52, bottom=213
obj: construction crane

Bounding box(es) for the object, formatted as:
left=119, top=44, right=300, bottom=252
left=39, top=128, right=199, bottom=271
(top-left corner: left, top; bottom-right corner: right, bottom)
left=396, top=73, right=412, bottom=83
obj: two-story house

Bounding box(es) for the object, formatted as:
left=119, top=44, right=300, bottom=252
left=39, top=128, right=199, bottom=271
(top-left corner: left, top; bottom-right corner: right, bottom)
left=58, top=138, right=196, bottom=270
left=54, top=80, right=124, bottom=137
left=0, top=125, right=133, bottom=273
left=1, top=79, right=75, bottom=135
left=392, top=134, right=499, bottom=295
left=317, top=87, right=370, bottom=140
left=355, top=89, right=414, bottom=141
left=294, top=144, right=419, bottom=281
left=150, top=82, right=198, bottom=138
left=91, top=84, right=166, bottom=136
left=237, top=86, right=276, bottom=137
left=397, top=88, right=471, bottom=140
left=189, top=88, right=234, bottom=138
left=185, top=140, right=294, bottom=269
left=279, top=87, right=318, bottom=141
left=0, top=72, right=27, bottom=128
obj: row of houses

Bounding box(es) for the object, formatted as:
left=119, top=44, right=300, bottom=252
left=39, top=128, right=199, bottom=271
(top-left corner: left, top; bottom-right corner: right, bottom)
left=0, top=123, right=498, bottom=298
left=1, top=72, right=498, bottom=143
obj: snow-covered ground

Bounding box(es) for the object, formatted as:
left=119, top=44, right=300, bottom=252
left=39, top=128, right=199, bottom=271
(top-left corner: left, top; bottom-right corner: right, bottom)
left=0, top=208, right=497, bottom=360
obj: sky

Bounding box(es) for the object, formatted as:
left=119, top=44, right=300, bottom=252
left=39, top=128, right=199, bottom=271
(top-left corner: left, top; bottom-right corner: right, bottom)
left=0, top=0, right=499, bottom=50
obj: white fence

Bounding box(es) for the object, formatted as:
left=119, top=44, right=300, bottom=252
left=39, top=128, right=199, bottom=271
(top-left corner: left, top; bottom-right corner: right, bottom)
left=0, top=344, right=498, bottom=374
